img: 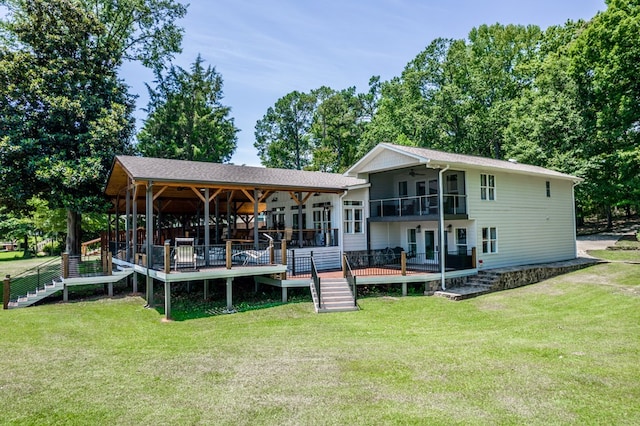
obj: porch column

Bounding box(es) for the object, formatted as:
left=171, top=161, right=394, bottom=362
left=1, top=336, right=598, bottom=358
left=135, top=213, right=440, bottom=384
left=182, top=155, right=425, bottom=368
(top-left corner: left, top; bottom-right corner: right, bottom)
left=145, top=181, right=154, bottom=307
left=132, top=184, right=138, bottom=293
left=115, top=194, right=120, bottom=254
left=125, top=184, right=131, bottom=262
left=204, top=188, right=210, bottom=266
left=438, top=166, right=449, bottom=290
left=214, top=196, right=220, bottom=243
left=254, top=188, right=259, bottom=250
left=226, top=277, right=233, bottom=310
left=282, top=286, right=288, bottom=303
left=204, top=279, right=209, bottom=299
left=297, top=192, right=303, bottom=248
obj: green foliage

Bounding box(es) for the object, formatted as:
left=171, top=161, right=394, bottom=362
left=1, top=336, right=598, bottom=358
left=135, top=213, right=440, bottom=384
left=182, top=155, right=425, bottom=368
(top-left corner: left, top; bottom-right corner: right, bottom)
left=254, top=90, right=316, bottom=169
left=0, top=0, right=185, bottom=254
left=255, top=79, right=380, bottom=172
left=137, top=55, right=239, bottom=162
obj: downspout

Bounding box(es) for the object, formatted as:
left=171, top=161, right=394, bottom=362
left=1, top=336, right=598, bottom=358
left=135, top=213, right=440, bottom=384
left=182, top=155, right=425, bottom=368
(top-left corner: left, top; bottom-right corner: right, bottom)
left=439, top=165, right=450, bottom=290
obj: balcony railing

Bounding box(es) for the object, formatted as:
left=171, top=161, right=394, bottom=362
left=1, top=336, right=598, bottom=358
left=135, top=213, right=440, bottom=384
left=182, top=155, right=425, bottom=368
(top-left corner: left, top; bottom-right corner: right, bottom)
left=369, top=194, right=467, bottom=218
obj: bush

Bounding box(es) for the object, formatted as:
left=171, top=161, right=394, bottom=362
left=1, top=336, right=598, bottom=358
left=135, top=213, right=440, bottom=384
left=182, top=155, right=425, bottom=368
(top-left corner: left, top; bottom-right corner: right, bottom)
left=42, top=241, right=63, bottom=256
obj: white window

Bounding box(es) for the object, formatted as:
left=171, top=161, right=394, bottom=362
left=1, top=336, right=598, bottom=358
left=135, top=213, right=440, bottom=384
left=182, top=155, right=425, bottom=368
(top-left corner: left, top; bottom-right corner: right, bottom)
left=456, top=228, right=467, bottom=255
left=343, top=201, right=363, bottom=234
left=480, top=174, right=495, bottom=201
left=482, top=227, right=498, bottom=254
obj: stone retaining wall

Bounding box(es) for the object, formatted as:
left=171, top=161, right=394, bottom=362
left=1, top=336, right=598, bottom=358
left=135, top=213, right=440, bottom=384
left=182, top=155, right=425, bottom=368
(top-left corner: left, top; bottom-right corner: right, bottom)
left=485, top=258, right=600, bottom=291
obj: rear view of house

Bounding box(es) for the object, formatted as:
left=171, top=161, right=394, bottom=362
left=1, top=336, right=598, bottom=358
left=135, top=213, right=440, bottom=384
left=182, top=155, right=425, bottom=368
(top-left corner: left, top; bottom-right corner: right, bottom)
left=344, top=143, right=581, bottom=271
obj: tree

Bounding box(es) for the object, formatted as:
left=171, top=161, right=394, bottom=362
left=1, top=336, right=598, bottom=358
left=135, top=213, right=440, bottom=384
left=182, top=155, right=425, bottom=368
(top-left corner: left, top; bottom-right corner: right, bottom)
left=254, top=91, right=316, bottom=170
left=0, top=0, right=186, bottom=255
left=569, top=0, right=640, bottom=226
left=137, top=55, right=239, bottom=162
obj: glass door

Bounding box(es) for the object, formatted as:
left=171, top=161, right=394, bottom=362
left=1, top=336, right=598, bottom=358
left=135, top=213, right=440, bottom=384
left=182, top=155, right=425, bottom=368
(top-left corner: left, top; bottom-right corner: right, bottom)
left=424, top=230, right=435, bottom=260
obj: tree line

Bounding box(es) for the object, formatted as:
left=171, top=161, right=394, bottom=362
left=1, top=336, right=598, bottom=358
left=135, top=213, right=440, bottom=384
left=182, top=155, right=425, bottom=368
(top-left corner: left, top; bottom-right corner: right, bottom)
left=255, top=0, right=640, bottom=226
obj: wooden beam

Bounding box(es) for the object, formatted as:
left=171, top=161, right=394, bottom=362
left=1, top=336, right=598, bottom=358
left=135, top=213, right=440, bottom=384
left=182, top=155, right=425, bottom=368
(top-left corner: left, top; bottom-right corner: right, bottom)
left=190, top=186, right=206, bottom=203
left=209, top=188, right=223, bottom=202
left=288, top=191, right=300, bottom=205
left=288, top=191, right=313, bottom=206
left=153, top=186, right=168, bottom=201
left=241, top=188, right=255, bottom=204
left=258, top=190, right=272, bottom=203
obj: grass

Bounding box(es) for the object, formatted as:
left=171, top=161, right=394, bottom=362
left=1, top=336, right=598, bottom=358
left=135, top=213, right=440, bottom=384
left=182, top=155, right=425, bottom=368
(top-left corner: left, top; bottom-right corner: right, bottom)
left=0, top=253, right=57, bottom=278
left=1, top=263, right=639, bottom=425
left=587, top=249, right=640, bottom=262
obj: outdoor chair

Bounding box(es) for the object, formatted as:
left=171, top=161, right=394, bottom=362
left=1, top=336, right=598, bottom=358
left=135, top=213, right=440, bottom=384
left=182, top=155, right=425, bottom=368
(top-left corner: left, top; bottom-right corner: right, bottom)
left=174, top=237, right=197, bottom=270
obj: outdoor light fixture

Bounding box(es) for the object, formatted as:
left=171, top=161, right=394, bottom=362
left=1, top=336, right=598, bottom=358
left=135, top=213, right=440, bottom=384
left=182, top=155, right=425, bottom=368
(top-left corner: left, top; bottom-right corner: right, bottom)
left=416, top=224, right=421, bottom=231
left=271, top=197, right=278, bottom=202
left=447, top=224, right=452, bottom=233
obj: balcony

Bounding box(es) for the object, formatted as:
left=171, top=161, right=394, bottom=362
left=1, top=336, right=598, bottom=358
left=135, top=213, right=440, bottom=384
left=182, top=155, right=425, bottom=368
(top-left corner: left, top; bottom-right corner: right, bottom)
left=369, top=194, right=467, bottom=220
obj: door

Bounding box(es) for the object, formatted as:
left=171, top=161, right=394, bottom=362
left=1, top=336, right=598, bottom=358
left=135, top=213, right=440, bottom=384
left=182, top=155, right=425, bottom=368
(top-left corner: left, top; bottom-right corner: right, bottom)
left=428, top=179, right=438, bottom=213
left=424, top=230, right=435, bottom=260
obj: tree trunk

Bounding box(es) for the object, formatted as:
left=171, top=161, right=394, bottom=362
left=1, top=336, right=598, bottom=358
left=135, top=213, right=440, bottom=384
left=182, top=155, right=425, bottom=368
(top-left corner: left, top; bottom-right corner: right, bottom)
left=605, top=205, right=613, bottom=230
left=22, top=234, right=31, bottom=258
left=66, top=210, right=82, bottom=255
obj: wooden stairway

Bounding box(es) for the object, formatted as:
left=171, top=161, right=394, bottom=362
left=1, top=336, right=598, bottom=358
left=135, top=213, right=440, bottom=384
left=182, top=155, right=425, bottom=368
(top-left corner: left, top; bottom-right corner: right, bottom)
left=310, top=278, right=358, bottom=313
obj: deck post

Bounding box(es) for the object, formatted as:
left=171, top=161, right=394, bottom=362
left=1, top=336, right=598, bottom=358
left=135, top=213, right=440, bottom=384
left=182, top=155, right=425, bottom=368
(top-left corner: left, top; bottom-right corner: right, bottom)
left=63, top=284, right=68, bottom=302
left=3, top=275, right=9, bottom=309
left=132, top=272, right=138, bottom=294
left=401, top=251, right=407, bottom=276
left=145, top=180, right=154, bottom=308
left=62, top=253, right=69, bottom=279
left=108, top=282, right=113, bottom=297
left=402, top=282, right=407, bottom=296
left=164, top=281, right=171, bottom=321
left=342, top=255, right=347, bottom=278
left=204, top=279, right=209, bottom=299
left=107, top=252, right=112, bottom=275
left=225, top=277, right=233, bottom=310
left=145, top=278, right=154, bottom=308
left=226, top=240, right=232, bottom=269
left=164, top=241, right=171, bottom=274
left=471, top=247, right=477, bottom=268
left=282, top=286, right=288, bottom=303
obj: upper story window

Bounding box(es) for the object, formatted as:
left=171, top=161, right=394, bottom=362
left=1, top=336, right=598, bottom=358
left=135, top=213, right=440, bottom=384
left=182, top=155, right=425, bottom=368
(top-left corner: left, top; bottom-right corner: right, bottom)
left=343, top=200, right=363, bottom=234
left=546, top=181, right=551, bottom=197
left=480, top=174, right=495, bottom=201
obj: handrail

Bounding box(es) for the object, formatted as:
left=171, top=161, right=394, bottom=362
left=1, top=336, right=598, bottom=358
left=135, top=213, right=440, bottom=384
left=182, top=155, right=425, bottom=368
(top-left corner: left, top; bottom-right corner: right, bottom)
left=343, top=254, right=357, bottom=307
left=311, top=254, right=321, bottom=310
left=6, top=257, right=62, bottom=303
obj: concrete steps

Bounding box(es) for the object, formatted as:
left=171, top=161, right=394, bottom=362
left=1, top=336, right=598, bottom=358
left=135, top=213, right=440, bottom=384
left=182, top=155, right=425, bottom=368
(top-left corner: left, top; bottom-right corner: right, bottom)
left=434, top=271, right=500, bottom=301
left=310, top=278, right=358, bottom=313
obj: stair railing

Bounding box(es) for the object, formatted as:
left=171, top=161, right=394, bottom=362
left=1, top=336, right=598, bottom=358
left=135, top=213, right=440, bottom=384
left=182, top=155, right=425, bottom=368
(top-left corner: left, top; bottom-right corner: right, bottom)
left=311, top=254, right=321, bottom=310
left=343, top=254, right=357, bottom=307
left=4, top=257, right=62, bottom=305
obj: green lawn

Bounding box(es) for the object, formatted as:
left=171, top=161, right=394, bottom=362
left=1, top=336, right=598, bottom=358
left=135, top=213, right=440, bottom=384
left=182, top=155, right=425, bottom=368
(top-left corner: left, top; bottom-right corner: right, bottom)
left=1, top=263, right=639, bottom=425
left=587, top=249, right=640, bottom=262
left=0, top=253, right=57, bottom=278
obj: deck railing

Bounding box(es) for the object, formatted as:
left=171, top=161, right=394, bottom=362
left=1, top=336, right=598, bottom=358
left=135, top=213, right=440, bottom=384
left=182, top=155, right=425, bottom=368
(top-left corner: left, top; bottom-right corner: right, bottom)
left=343, top=254, right=357, bottom=306
left=369, top=194, right=467, bottom=218
left=4, top=257, right=62, bottom=305
left=311, top=255, right=321, bottom=310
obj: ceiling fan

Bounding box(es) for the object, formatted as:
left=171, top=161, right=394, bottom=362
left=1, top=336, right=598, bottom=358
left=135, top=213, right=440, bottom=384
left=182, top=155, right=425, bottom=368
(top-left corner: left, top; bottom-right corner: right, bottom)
left=409, top=169, right=425, bottom=177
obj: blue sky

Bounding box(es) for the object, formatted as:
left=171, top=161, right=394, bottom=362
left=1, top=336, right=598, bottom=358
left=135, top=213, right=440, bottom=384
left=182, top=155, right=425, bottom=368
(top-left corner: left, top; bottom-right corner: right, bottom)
left=121, top=0, right=606, bottom=166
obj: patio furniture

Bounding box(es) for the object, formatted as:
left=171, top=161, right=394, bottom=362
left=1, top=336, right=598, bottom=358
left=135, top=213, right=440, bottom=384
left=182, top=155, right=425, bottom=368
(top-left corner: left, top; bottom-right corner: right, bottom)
left=174, top=237, right=197, bottom=270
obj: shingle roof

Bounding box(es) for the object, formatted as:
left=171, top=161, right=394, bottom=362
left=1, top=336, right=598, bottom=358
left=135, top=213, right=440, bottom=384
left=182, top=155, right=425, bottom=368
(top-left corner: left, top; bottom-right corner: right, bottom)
left=362, top=143, right=580, bottom=181
left=114, top=156, right=367, bottom=191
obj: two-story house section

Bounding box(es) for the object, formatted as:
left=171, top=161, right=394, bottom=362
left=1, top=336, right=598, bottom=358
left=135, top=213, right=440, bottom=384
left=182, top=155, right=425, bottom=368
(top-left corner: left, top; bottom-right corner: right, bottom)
left=344, top=143, right=582, bottom=270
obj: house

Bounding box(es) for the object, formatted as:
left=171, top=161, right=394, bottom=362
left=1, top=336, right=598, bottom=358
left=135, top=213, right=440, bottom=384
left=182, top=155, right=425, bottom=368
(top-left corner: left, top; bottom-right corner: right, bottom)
left=96, top=143, right=580, bottom=318
left=344, top=143, right=581, bottom=271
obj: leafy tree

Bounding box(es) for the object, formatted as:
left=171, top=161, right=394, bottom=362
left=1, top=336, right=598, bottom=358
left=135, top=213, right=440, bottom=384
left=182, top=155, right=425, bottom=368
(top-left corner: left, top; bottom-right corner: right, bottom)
left=254, top=91, right=316, bottom=170
left=570, top=0, right=640, bottom=226
left=0, top=0, right=186, bottom=255
left=310, top=86, right=363, bottom=172
left=137, top=55, right=238, bottom=162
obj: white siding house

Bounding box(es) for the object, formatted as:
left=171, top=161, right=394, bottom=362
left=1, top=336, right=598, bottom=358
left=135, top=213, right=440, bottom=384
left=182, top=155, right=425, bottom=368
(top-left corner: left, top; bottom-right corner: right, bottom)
left=344, top=143, right=581, bottom=270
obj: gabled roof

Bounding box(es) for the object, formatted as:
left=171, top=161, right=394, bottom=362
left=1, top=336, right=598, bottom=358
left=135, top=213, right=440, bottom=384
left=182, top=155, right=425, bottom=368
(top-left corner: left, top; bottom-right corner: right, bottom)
left=345, top=143, right=581, bottom=181
left=105, top=156, right=367, bottom=197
